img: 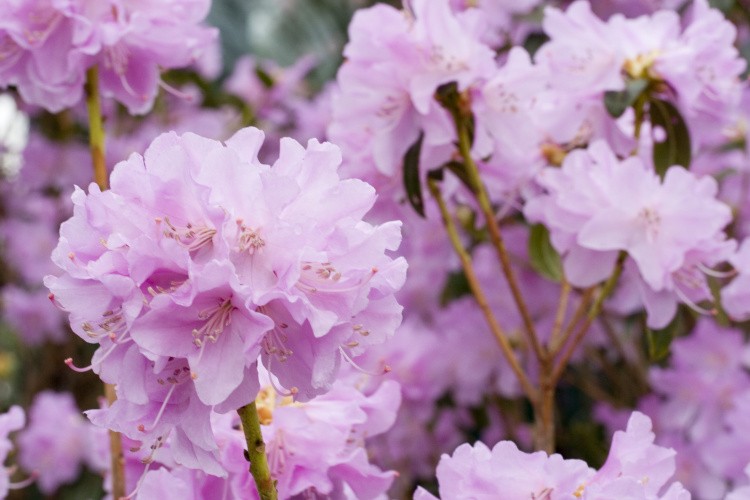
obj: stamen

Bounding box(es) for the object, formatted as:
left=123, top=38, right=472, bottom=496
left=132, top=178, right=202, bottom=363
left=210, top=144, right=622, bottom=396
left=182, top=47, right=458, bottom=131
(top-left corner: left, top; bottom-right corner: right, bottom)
left=64, top=334, right=132, bottom=373
left=8, top=470, right=38, bottom=490
left=159, top=216, right=216, bottom=253
left=192, top=298, right=235, bottom=347
left=236, top=220, right=265, bottom=254
left=158, top=79, right=195, bottom=102
left=138, top=383, right=177, bottom=433
left=121, top=462, right=152, bottom=500
left=339, top=346, right=390, bottom=376
left=296, top=264, right=377, bottom=294
left=265, top=356, right=298, bottom=398
left=697, top=263, right=737, bottom=279
left=674, top=285, right=717, bottom=316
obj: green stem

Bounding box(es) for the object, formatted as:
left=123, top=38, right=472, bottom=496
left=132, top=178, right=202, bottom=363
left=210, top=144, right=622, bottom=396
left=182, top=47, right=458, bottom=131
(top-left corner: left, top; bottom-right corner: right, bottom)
left=85, top=65, right=125, bottom=499
left=238, top=402, right=277, bottom=500
left=85, top=66, right=108, bottom=191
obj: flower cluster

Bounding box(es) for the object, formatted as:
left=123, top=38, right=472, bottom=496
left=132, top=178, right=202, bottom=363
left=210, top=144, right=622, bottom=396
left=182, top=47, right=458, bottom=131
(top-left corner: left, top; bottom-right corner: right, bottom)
left=0, top=0, right=217, bottom=113
left=17, top=391, right=107, bottom=493
left=328, top=0, right=495, bottom=187
left=525, top=141, right=734, bottom=328
left=100, top=374, right=399, bottom=499
left=417, top=412, right=689, bottom=499
left=46, top=126, right=406, bottom=473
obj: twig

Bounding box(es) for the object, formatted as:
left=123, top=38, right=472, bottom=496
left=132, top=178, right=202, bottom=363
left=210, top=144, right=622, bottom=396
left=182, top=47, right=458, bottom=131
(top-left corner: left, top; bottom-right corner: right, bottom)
left=237, top=402, right=277, bottom=500
left=428, top=178, right=537, bottom=402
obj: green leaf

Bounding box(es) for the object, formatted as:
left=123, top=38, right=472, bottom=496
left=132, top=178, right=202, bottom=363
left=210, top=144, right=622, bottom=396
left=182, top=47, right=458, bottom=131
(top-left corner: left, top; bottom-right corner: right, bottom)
left=646, top=315, right=680, bottom=362
left=403, top=132, right=426, bottom=218
left=650, top=98, right=692, bottom=177
left=603, top=78, right=649, bottom=118
left=254, top=66, right=275, bottom=89
left=709, top=0, right=735, bottom=13
left=440, top=270, right=472, bottom=306
left=528, top=224, right=563, bottom=283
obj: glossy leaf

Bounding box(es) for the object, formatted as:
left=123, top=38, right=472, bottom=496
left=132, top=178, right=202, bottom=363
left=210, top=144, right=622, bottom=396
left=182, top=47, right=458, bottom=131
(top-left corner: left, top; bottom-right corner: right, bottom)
left=650, top=98, right=692, bottom=177
left=403, top=132, right=426, bottom=217
left=528, top=224, right=563, bottom=283
left=604, top=78, right=649, bottom=118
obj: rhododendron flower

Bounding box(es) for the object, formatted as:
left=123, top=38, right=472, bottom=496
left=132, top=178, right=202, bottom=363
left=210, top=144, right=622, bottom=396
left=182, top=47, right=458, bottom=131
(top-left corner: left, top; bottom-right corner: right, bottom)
left=329, top=0, right=495, bottom=184
left=537, top=0, right=746, bottom=146
left=525, top=140, right=734, bottom=328
left=721, top=238, right=750, bottom=321
left=0, top=0, right=217, bottom=113
left=416, top=412, right=689, bottom=499
left=1, top=286, right=66, bottom=345
left=125, top=375, right=400, bottom=499
left=46, top=126, right=406, bottom=473
left=17, top=391, right=104, bottom=493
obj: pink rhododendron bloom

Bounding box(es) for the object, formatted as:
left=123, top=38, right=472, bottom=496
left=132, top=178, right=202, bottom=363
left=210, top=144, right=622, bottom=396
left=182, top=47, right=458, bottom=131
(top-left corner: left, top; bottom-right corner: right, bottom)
left=537, top=0, right=746, bottom=147
left=126, top=375, right=400, bottom=499
left=721, top=238, right=750, bottom=321
left=0, top=0, right=217, bottom=113
left=414, top=440, right=593, bottom=499
left=1, top=286, right=65, bottom=345
left=17, top=391, right=104, bottom=493
left=648, top=320, right=750, bottom=442
left=417, top=412, right=689, bottom=499
left=46, top=126, right=406, bottom=474
left=525, top=140, right=734, bottom=328
left=329, top=0, right=495, bottom=185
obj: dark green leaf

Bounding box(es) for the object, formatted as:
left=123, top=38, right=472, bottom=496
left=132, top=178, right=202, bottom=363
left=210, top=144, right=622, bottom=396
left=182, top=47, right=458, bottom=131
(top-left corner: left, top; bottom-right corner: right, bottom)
left=254, top=66, right=275, bottom=88
left=649, top=98, right=692, bottom=177
left=440, top=270, right=472, bottom=306
left=709, top=0, right=735, bottom=13
left=403, top=132, right=426, bottom=217
left=646, top=315, right=680, bottom=362
left=603, top=78, right=649, bottom=118
left=522, top=33, right=549, bottom=58
left=442, top=160, right=474, bottom=193
left=528, top=224, right=563, bottom=282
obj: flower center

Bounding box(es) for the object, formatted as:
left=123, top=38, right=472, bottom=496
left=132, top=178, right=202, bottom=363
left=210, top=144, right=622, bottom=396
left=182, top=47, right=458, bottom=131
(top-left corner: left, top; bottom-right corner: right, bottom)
left=624, top=50, right=661, bottom=79
left=236, top=219, right=265, bottom=254
left=158, top=216, right=216, bottom=253
left=638, top=206, right=661, bottom=241
left=191, top=298, right=235, bottom=347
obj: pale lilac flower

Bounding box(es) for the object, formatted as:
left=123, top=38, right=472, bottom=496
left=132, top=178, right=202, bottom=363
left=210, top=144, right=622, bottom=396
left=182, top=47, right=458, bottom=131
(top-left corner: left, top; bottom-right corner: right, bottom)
left=1, top=286, right=65, bottom=345
left=721, top=238, right=750, bottom=321
left=648, top=320, right=750, bottom=442
left=727, top=465, right=750, bottom=500
left=586, top=412, right=687, bottom=498
left=415, top=440, right=594, bottom=499
left=127, top=375, right=400, bottom=499
left=525, top=141, right=734, bottom=328
left=0, top=0, right=217, bottom=113
left=537, top=0, right=745, bottom=148
left=17, top=391, right=97, bottom=493
left=418, top=412, right=688, bottom=499
left=47, top=127, right=406, bottom=474
left=329, top=0, right=495, bottom=186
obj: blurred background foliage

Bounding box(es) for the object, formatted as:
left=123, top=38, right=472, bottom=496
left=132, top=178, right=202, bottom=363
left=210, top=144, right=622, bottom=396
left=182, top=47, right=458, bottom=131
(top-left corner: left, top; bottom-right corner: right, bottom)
left=208, top=0, right=399, bottom=86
